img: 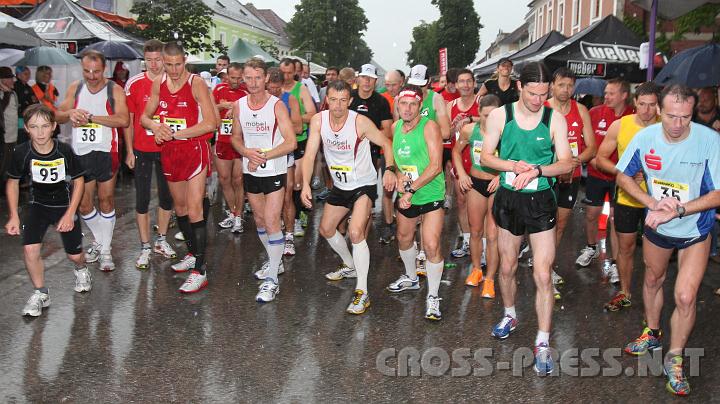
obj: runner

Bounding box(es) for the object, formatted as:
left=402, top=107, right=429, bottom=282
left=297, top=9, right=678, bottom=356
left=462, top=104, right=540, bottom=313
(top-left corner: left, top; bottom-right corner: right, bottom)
left=125, top=39, right=177, bottom=270
left=577, top=78, right=634, bottom=269
left=440, top=68, right=460, bottom=102
left=141, top=41, right=217, bottom=293
left=596, top=82, right=660, bottom=311
left=386, top=85, right=446, bottom=321
left=6, top=105, right=90, bottom=316
left=211, top=54, right=230, bottom=87
left=56, top=49, right=130, bottom=272
left=266, top=67, right=302, bottom=256
left=452, top=94, right=501, bottom=297
left=231, top=57, right=296, bottom=303
left=544, top=67, right=597, bottom=295
left=617, top=84, right=720, bottom=396
left=301, top=79, right=396, bottom=314
left=477, top=57, right=519, bottom=106
left=377, top=68, right=404, bottom=244
left=480, top=62, right=573, bottom=375
left=213, top=62, right=248, bottom=233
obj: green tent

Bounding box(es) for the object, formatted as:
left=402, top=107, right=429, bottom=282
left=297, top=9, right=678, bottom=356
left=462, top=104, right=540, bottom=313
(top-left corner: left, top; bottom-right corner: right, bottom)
left=227, top=38, right=279, bottom=64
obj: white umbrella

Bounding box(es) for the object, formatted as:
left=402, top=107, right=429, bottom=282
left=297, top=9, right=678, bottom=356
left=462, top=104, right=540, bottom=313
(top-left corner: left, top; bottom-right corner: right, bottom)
left=0, top=12, right=51, bottom=48
left=0, top=48, right=24, bottom=66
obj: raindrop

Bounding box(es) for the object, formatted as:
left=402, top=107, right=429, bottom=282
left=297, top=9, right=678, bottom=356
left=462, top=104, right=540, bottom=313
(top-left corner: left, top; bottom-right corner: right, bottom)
left=333, top=15, right=337, bottom=23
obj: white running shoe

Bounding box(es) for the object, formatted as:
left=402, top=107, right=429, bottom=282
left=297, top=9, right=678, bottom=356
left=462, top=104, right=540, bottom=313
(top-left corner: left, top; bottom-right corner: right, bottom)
left=256, top=280, right=279, bottom=302
left=576, top=245, right=599, bottom=267
left=425, top=295, right=442, bottom=320
left=346, top=290, right=370, bottom=314
left=154, top=239, right=177, bottom=258
left=231, top=216, right=244, bottom=233
left=325, top=264, right=357, bottom=280
left=99, top=254, right=115, bottom=272
left=283, top=234, right=296, bottom=256
left=218, top=210, right=235, bottom=228
left=293, top=221, right=305, bottom=237
left=174, top=231, right=186, bottom=241
left=254, top=261, right=285, bottom=280
left=22, top=290, right=50, bottom=317
left=608, top=263, right=620, bottom=284
left=451, top=240, right=470, bottom=258
left=179, top=270, right=208, bottom=293
left=135, top=248, right=151, bottom=270
left=171, top=254, right=196, bottom=273
left=85, top=241, right=101, bottom=263
left=74, top=267, right=92, bottom=292
left=551, top=270, right=564, bottom=286
left=387, top=274, right=420, bottom=293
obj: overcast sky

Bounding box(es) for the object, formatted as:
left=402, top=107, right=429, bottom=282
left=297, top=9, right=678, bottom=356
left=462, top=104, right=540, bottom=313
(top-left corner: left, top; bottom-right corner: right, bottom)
left=255, top=0, right=529, bottom=73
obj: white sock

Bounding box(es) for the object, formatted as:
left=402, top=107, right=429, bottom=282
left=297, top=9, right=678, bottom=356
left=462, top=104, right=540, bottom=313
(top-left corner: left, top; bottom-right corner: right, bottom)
left=266, top=232, right=284, bottom=283
left=536, top=330, right=550, bottom=346
left=352, top=240, right=370, bottom=293
left=426, top=259, right=443, bottom=297
left=462, top=233, right=470, bottom=244
left=399, top=245, right=417, bottom=280
left=99, top=210, right=116, bottom=254
left=505, top=306, right=517, bottom=319
left=325, top=231, right=354, bottom=268
left=81, top=208, right=103, bottom=247
left=257, top=228, right=270, bottom=257
left=482, top=237, right=487, bottom=250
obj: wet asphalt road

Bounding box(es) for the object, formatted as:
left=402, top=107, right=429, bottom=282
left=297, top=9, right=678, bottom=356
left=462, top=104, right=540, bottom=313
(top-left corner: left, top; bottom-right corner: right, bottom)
left=1, top=176, right=719, bottom=402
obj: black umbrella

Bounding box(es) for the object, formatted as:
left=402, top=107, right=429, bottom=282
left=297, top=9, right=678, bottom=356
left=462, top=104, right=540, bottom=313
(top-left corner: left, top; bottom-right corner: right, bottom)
left=654, top=43, right=720, bottom=88
left=83, top=40, right=141, bottom=60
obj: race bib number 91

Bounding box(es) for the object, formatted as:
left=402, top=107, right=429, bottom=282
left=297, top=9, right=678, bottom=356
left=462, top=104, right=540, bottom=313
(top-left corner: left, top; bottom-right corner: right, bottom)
left=651, top=178, right=689, bottom=203
left=330, top=165, right=353, bottom=184
left=31, top=158, right=66, bottom=184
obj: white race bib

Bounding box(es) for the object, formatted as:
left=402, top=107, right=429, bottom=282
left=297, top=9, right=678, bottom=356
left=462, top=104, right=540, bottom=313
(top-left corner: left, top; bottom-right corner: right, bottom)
left=164, top=117, right=187, bottom=134
left=330, top=164, right=354, bottom=184
left=400, top=165, right=419, bottom=182
left=31, top=158, right=66, bottom=184
left=650, top=177, right=689, bottom=203
left=472, top=140, right=483, bottom=166
left=505, top=171, right=538, bottom=191
left=146, top=115, right=160, bottom=136
left=74, top=123, right=105, bottom=144
left=569, top=141, right=579, bottom=158
left=219, top=119, right=233, bottom=136
left=256, top=148, right=275, bottom=173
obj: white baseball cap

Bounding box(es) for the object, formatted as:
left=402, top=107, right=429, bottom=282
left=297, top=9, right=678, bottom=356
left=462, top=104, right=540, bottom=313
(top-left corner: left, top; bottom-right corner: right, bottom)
left=407, top=64, right=429, bottom=86
left=200, top=71, right=212, bottom=88
left=359, top=63, right=378, bottom=79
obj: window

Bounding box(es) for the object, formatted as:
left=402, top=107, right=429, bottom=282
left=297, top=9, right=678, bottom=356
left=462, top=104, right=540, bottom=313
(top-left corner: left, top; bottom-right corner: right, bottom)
left=537, top=8, right=543, bottom=38
left=591, top=0, right=602, bottom=21
left=219, top=32, right=226, bottom=45
left=547, top=0, right=553, bottom=33
left=572, top=0, right=581, bottom=30
left=557, top=1, right=565, bottom=32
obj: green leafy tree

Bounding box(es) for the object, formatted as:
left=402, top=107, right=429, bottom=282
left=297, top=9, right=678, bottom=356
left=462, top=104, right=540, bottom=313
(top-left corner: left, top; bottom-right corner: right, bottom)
left=433, top=0, right=482, bottom=68
left=257, top=39, right=280, bottom=59
left=286, top=0, right=372, bottom=67
left=673, top=4, right=720, bottom=41
left=407, top=20, right=440, bottom=73
left=129, top=0, right=227, bottom=56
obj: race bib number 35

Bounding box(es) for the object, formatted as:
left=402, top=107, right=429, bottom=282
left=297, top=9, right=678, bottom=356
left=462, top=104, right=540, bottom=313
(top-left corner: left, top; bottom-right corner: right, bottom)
left=651, top=178, right=689, bottom=202
left=31, top=158, right=66, bottom=184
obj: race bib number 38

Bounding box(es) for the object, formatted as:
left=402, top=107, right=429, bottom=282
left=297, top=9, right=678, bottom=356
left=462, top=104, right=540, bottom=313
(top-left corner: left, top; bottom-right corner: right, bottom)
left=651, top=178, right=689, bottom=202
left=31, top=158, right=66, bottom=184
left=75, top=123, right=103, bottom=144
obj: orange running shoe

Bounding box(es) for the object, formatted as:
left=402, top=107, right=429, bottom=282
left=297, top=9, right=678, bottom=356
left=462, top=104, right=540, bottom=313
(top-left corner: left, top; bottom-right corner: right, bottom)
left=481, top=278, right=496, bottom=299
left=465, top=267, right=484, bottom=287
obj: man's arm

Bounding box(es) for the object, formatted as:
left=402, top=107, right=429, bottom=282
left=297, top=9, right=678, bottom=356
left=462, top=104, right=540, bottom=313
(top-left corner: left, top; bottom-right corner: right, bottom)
left=4, top=179, right=20, bottom=235
left=288, top=96, right=303, bottom=134
left=576, top=103, right=597, bottom=164
left=433, top=92, right=451, bottom=140
left=124, top=112, right=135, bottom=169
left=56, top=177, right=84, bottom=232
left=301, top=114, right=322, bottom=189
left=480, top=107, right=524, bottom=173
left=299, top=85, right=317, bottom=124
left=596, top=119, right=620, bottom=175
left=173, top=77, right=217, bottom=139
left=265, top=100, right=297, bottom=159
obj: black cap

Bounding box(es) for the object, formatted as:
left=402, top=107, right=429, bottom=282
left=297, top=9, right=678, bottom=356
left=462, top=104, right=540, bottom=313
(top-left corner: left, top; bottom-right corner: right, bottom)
left=498, top=57, right=513, bottom=66
left=0, top=66, right=14, bottom=79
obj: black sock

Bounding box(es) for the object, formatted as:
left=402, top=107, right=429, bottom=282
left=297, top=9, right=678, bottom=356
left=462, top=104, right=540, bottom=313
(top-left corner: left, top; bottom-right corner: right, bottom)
left=176, top=215, right=194, bottom=255
left=203, top=196, right=210, bottom=222
left=36, top=286, right=49, bottom=294
left=611, top=259, right=617, bottom=265
left=650, top=328, right=661, bottom=337
left=588, top=244, right=597, bottom=249
left=293, top=190, right=302, bottom=218
left=191, top=219, right=207, bottom=274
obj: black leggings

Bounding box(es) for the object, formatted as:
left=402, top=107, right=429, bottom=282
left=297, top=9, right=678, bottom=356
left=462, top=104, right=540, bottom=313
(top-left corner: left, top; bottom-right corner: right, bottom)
left=134, top=150, right=172, bottom=214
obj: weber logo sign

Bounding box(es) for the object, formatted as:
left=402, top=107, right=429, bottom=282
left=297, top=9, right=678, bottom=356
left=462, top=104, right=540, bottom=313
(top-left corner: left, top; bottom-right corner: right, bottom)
left=567, top=60, right=606, bottom=77
left=30, top=17, right=74, bottom=35
left=579, top=41, right=640, bottom=63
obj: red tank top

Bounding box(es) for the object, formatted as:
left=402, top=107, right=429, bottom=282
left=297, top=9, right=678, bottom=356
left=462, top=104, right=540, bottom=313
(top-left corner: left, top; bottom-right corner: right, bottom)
left=587, top=104, right=634, bottom=180
left=156, top=73, right=212, bottom=144
left=448, top=97, right=479, bottom=149
left=545, top=99, right=585, bottom=178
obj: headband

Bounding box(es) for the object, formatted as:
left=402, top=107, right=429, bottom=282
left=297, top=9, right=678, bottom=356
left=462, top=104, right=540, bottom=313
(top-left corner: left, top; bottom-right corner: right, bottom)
left=398, top=90, right=422, bottom=102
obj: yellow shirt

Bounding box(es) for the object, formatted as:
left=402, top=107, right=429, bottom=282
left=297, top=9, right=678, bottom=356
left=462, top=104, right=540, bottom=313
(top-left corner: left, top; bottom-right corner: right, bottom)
left=616, top=114, right=660, bottom=207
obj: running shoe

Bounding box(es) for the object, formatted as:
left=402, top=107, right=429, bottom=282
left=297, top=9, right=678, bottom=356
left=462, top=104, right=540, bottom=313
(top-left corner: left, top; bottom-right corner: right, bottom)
left=576, top=245, right=599, bottom=267
left=174, top=231, right=186, bottom=241
left=293, top=221, right=305, bottom=237
left=604, top=292, right=631, bottom=312
left=451, top=240, right=470, bottom=258
left=425, top=295, right=442, bottom=321
left=283, top=234, right=296, bottom=256
left=85, top=241, right=101, bottom=263
left=518, top=239, right=530, bottom=259
left=624, top=327, right=662, bottom=355
left=154, top=239, right=177, bottom=258
left=378, top=224, right=396, bottom=245
left=299, top=211, right=309, bottom=228
left=218, top=210, right=235, bottom=228
left=22, top=290, right=50, bottom=317
left=534, top=343, right=554, bottom=375
left=244, top=202, right=252, bottom=215
left=231, top=216, right=244, bottom=233
left=74, top=267, right=92, bottom=292
left=325, top=264, right=356, bottom=280
left=316, top=188, right=331, bottom=201
left=553, top=285, right=561, bottom=300
left=481, top=278, right=495, bottom=299
left=664, top=355, right=690, bottom=396
left=491, top=315, right=518, bottom=339
left=387, top=274, right=420, bottom=293
left=171, top=254, right=196, bottom=273
left=254, top=261, right=285, bottom=280
left=99, top=254, right=115, bottom=272
left=135, top=248, right=151, bottom=270
left=346, top=290, right=370, bottom=314
left=179, top=270, right=208, bottom=293
left=465, top=267, right=484, bottom=287
left=551, top=270, right=564, bottom=286
left=256, top=280, right=279, bottom=302
left=416, top=259, right=427, bottom=277
left=608, top=263, right=620, bottom=284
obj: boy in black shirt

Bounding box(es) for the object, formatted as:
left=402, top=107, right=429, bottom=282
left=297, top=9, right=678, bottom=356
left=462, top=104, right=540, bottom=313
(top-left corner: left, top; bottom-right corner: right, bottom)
left=5, top=104, right=90, bottom=317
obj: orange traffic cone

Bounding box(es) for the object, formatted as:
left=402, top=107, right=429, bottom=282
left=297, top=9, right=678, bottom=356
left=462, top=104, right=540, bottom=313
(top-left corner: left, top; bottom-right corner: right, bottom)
left=598, top=194, right=610, bottom=231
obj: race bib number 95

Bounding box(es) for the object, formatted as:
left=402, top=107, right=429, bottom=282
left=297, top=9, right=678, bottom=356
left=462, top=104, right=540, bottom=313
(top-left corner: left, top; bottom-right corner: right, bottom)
left=31, top=158, right=66, bottom=184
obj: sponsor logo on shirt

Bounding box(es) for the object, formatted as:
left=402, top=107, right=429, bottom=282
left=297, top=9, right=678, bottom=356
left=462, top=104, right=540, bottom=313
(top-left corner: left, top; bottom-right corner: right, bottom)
left=645, top=149, right=662, bottom=171
left=397, top=146, right=411, bottom=157
left=160, top=101, right=168, bottom=109
left=177, top=101, right=187, bottom=108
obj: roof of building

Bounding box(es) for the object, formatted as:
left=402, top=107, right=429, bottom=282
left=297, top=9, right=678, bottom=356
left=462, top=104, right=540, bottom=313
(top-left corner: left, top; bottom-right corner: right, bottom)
left=243, top=3, right=289, bottom=47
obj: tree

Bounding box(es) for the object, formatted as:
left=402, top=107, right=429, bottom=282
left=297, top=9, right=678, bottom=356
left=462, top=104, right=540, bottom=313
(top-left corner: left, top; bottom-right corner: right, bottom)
left=257, top=39, right=280, bottom=60
left=285, top=0, right=372, bottom=67
left=129, top=0, right=227, bottom=56
left=433, top=0, right=482, bottom=68
left=406, top=20, right=440, bottom=73
left=673, top=4, right=720, bottom=41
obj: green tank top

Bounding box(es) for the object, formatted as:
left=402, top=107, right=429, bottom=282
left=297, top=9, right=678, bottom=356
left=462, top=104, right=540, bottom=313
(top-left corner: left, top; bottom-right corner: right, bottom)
left=420, top=90, right=437, bottom=122
left=498, top=103, right=555, bottom=193
left=468, top=123, right=496, bottom=174
left=290, top=81, right=308, bottom=142
left=393, top=117, right=446, bottom=205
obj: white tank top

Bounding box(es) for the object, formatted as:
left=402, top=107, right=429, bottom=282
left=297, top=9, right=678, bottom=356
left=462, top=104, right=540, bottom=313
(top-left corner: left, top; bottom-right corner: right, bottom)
left=238, top=94, right=287, bottom=177
left=320, top=110, right=376, bottom=190
left=71, top=81, right=116, bottom=156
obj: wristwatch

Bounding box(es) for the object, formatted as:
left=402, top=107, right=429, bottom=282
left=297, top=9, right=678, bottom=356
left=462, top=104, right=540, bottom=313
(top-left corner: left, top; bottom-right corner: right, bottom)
left=87, top=114, right=93, bottom=124
left=676, top=205, right=686, bottom=219
left=534, top=164, right=543, bottom=177
left=404, top=182, right=416, bottom=194
left=385, top=165, right=396, bottom=173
